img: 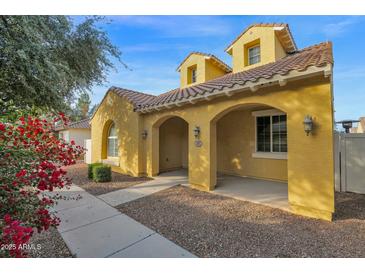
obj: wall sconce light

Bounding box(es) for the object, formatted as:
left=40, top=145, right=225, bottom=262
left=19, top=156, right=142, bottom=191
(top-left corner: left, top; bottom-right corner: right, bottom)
left=141, top=129, right=148, bottom=139
left=303, top=115, right=313, bottom=136
left=193, top=126, right=200, bottom=139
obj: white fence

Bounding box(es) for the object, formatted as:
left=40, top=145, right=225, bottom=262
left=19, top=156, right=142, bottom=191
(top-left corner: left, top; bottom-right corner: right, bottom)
left=335, top=132, right=365, bottom=193
left=84, top=139, right=92, bottom=164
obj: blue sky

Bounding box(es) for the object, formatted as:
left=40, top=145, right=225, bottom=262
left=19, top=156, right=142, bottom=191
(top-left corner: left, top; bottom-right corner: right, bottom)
left=81, top=16, right=365, bottom=122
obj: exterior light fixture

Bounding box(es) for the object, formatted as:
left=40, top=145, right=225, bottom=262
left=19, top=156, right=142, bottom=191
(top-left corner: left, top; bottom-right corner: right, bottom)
left=141, top=130, right=148, bottom=139
left=193, top=126, right=200, bottom=139
left=303, top=115, right=313, bottom=136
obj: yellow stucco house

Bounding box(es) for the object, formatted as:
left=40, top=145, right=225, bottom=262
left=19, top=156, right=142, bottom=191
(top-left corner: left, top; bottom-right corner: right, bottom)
left=91, top=23, right=335, bottom=221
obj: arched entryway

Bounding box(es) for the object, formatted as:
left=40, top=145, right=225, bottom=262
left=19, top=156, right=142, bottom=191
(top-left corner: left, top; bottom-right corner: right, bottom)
left=151, top=116, right=189, bottom=176
left=212, top=103, right=289, bottom=210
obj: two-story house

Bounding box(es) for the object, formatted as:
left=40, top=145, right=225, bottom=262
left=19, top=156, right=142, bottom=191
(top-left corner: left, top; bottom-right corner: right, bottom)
left=90, top=23, right=335, bottom=221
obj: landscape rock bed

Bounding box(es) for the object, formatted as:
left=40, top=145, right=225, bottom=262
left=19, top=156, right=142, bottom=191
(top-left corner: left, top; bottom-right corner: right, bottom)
left=65, top=163, right=152, bottom=196
left=117, top=185, right=365, bottom=258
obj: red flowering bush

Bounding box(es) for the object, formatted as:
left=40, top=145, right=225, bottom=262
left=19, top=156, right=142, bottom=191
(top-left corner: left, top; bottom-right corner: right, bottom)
left=0, top=113, right=84, bottom=257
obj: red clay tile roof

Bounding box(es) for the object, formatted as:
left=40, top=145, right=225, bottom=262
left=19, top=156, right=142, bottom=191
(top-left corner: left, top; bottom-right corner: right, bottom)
left=136, top=41, right=333, bottom=111
left=176, top=52, right=232, bottom=73
left=109, top=87, right=156, bottom=108
left=102, top=41, right=332, bottom=113
left=55, top=118, right=91, bottom=131
left=224, top=23, right=297, bottom=53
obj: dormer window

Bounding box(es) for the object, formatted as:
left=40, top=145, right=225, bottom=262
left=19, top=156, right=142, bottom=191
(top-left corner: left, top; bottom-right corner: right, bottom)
left=187, top=65, right=197, bottom=85
left=248, top=45, right=261, bottom=65
left=178, top=52, right=231, bottom=88
left=191, top=68, right=197, bottom=83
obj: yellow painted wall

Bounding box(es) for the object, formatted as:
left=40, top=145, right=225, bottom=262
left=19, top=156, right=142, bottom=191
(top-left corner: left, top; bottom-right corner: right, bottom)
left=275, top=35, right=287, bottom=60
left=159, top=117, right=188, bottom=172
left=142, top=75, right=334, bottom=221
left=179, top=54, right=227, bottom=88
left=217, top=109, right=287, bottom=181
left=90, top=91, right=143, bottom=176
left=205, top=60, right=227, bottom=82
left=228, top=27, right=287, bottom=73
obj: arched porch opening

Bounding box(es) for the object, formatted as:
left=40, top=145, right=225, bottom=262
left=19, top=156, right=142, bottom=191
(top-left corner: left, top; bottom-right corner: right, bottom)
left=211, top=103, right=289, bottom=210
left=151, top=115, right=189, bottom=176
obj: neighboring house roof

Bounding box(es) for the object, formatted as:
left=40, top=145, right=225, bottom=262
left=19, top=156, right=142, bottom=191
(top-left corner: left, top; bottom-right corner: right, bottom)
left=94, top=41, right=333, bottom=115
left=224, top=23, right=297, bottom=53
left=176, top=52, right=232, bottom=73
left=137, top=41, right=333, bottom=112
left=55, top=118, right=91, bottom=131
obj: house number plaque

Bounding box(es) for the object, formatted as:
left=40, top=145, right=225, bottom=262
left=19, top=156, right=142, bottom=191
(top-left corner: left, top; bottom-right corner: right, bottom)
left=194, top=140, right=202, bottom=147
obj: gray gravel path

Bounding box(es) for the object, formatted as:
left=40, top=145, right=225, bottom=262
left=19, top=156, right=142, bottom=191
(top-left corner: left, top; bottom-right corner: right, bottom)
left=28, top=227, right=73, bottom=258
left=117, top=185, right=365, bottom=258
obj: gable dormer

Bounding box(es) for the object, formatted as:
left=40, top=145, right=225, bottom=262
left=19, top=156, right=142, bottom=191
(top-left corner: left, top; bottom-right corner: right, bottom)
left=225, top=23, right=297, bottom=73
left=177, top=52, right=232, bottom=89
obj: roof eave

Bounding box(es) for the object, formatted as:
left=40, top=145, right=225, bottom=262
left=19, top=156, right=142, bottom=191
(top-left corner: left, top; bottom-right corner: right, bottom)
left=138, top=64, right=332, bottom=114
left=176, top=52, right=232, bottom=73
left=90, top=87, right=155, bottom=120
left=274, top=26, right=297, bottom=52
left=224, top=24, right=297, bottom=53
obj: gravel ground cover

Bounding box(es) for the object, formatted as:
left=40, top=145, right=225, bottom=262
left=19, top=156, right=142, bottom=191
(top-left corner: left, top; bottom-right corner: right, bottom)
left=28, top=227, right=73, bottom=258
left=117, top=185, right=365, bottom=258
left=65, top=163, right=152, bottom=196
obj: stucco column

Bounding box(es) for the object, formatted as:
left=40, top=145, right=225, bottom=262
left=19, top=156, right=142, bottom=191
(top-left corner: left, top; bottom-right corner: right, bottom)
left=188, top=120, right=217, bottom=191
left=286, top=87, right=335, bottom=221
left=146, top=125, right=159, bottom=177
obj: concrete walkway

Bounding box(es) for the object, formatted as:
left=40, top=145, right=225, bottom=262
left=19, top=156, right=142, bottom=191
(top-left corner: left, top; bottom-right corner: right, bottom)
left=48, top=181, right=195, bottom=258
left=98, top=169, right=189, bottom=206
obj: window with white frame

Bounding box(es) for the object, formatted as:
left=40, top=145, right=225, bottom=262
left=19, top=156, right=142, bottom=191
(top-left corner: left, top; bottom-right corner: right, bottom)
left=255, top=111, right=287, bottom=153
left=107, top=123, right=118, bottom=157
left=248, top=45, right=261, bottom=65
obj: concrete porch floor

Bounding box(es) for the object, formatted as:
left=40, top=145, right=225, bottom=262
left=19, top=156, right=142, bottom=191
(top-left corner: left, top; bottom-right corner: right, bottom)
left=157, top=169, right=290, bottom=211
left=159, top=169, right=289, bottom=212
left=214, top=174, right=289, bottom=211
left=157, top=169, right=189, bottom=184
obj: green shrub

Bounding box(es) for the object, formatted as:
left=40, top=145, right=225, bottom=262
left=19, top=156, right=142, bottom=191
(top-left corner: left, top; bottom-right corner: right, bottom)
left=87, top=163, right=103, bottom=179
left=92, top=164, right=112, bottom=182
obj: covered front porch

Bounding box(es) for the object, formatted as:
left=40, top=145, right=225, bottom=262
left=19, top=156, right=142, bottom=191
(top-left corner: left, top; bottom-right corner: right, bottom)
left=146, top=88, right=334, bottom=221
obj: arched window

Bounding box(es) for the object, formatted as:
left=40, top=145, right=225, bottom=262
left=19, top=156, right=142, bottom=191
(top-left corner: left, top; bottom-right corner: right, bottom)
left=107, top=123, right=118, bottom=157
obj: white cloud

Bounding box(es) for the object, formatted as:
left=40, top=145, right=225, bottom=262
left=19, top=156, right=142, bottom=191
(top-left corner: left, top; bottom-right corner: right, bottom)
left=322, top=17, right=361, bottom=37
left=109, top=16, right=235, bottom=38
